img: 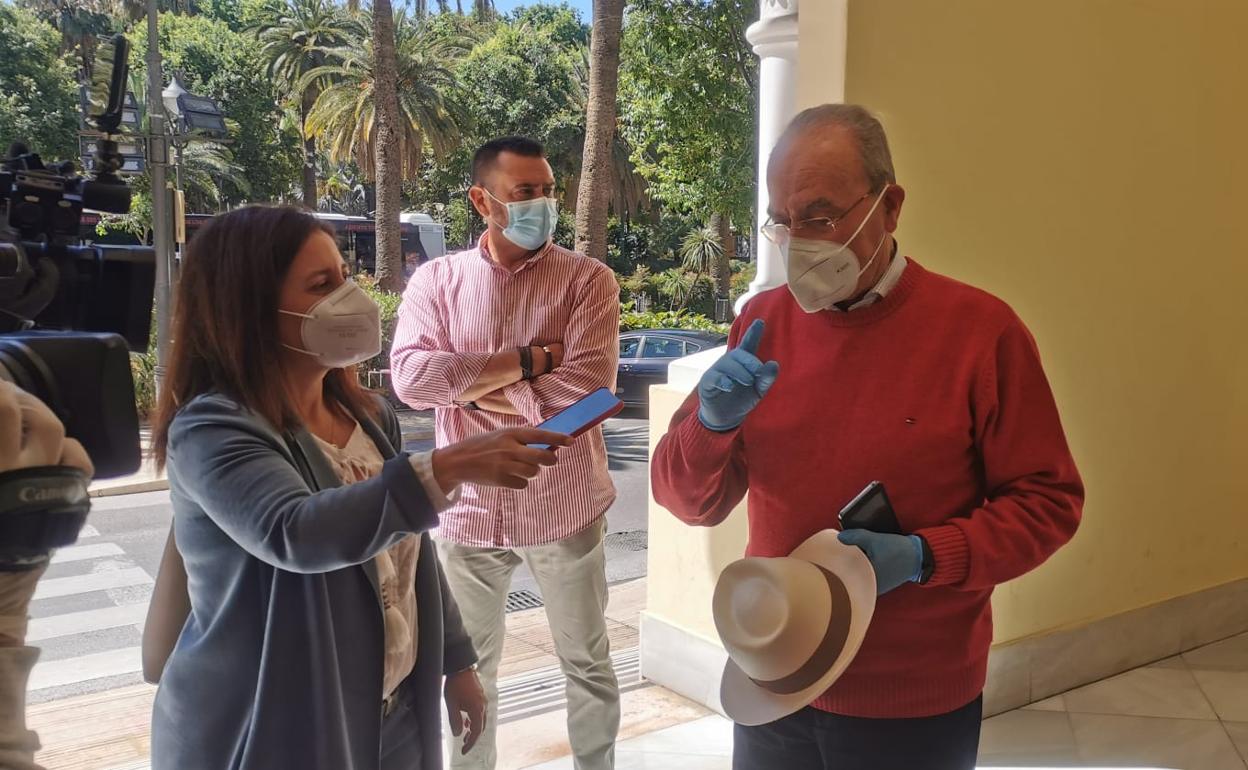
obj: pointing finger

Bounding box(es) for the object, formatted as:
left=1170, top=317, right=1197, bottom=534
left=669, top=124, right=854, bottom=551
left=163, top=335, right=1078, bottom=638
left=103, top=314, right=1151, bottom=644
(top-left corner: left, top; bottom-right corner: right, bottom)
left=737, top=319, right=766, bottom=356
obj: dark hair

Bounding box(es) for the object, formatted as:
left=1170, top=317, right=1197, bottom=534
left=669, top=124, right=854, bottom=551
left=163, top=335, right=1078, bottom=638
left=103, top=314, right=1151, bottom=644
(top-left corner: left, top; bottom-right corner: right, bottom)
left=471, top=136, right=546, bottom=186
left=151, top=205, right=377, bottom=468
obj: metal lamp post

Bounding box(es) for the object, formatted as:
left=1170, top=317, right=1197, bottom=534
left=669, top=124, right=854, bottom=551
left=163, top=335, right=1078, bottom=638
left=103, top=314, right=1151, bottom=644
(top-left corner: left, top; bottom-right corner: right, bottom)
left=146, top=61, right=228, bottom=399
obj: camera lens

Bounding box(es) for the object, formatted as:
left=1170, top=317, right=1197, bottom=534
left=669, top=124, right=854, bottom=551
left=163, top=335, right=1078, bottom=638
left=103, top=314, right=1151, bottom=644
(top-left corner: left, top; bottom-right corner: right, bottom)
left=0, top=243, right=22, bottom=280
left=0, top=338, right=51, bottom=408
left=13, top=199, right=43, bottom=231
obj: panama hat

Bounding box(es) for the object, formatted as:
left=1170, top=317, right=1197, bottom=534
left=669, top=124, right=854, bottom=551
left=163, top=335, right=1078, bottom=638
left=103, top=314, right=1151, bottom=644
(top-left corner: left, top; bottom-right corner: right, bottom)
left=713, top=529, right=876, bottom=726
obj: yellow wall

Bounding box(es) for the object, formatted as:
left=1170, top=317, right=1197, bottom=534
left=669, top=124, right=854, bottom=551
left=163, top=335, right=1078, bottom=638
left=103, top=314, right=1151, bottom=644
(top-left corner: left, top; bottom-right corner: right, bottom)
left=789, top=0, right=1248, bottom=643
left=646, top=385, right=748, bottom=644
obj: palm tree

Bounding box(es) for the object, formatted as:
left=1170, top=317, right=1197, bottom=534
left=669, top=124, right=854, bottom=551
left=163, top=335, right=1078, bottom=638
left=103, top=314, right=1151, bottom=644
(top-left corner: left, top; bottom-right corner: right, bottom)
left=302, top=10, right=470, bottom=290
left=680, top=221, right=733, bottom=318
left=255, top=0, right=356, bottom=208
left=316, top=159, right=368, bottom=215
left=21, top=0, right=142, bottom=76
left=369, top=0, right=403, bottom=291
left=654, top=267, right=698, bottom=312
left=680, top=224, right=722, bottom=283
left=709, top=213, right=734, bottom=319
left=574, top=0, right=627, bottom=262
left=302, top=13, right=469, bottom=181
left=179, top=142, right=251, bottom=212
left=547, top=47, right=647, bottom=221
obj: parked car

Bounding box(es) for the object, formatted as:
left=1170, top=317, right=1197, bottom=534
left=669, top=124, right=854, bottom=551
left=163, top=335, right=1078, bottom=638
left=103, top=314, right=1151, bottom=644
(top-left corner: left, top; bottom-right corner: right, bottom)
left=616, top=329, right=729, bottom=408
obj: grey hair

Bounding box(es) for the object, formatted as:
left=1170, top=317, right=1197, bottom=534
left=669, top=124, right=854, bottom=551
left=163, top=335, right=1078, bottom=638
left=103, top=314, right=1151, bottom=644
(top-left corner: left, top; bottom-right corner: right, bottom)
left=774, top=104, right=897, bottom=191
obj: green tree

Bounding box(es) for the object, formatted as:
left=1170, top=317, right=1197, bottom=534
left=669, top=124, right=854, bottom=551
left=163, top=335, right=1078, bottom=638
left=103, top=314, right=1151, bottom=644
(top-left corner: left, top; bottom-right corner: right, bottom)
left=130, top=12, right=302, bottom=206
left=456, top=17, right=580, bottom=155
left=619, top=0, right=758, bottom=312
left=547, top=48, right=645, bottom=224
left=0, top=3, right=79, bottom=162
left=303, top=9, right=470, bottom=289
left=317, top=157, right=368, bottom=214
left=680, top=223, right=723, bottom=285
left=446, top=10, right=645, bottom=236
left=301, top=10, right=470, bottom=182
left=239, top=0, right=284, bottom=28
left=178, top=140, right=250, bottom=211
left=403, top=10, right=577, bottom=243
left=509, top=3, right=586, bottom=47
left=17, top=0, right=142, bottom=77
left=654, top=267, right=697, bottom=312
left=573, top=0, right=625, bottom=263
left=370, top=0, right=403, bottom=290
left=255, top=0, right=357, bottom=207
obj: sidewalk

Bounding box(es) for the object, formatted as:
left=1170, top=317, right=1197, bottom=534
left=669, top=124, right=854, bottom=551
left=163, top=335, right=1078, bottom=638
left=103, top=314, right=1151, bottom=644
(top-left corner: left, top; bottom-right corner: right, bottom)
left=522, top=632, right=1248, bottom=769
left=26, top=576, right=664, bottom=770
left=21, top=576, right=705, bottom=770
left=24, top=576, right=658, bottom=768
left=31, top=571, right=1248, bottom=769
left=86, top=411, right=437, bottom=498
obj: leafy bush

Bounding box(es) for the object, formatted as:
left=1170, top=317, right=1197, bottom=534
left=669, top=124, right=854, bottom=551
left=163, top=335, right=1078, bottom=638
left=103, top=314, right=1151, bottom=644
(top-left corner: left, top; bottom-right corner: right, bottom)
left=128, top=312, right=159, bottom=419
left=730, top=260, right=756, bottom=303
left=131, top=346, right=158, bottom=419
left=619, top=304, right=729, bottom=334
left=356, top=275, right=405, bottom=403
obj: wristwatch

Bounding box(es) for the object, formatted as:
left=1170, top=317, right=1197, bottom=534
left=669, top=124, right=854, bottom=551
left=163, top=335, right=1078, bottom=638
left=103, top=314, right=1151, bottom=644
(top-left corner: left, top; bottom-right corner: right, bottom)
left=518, top=346, right=534, bottom=380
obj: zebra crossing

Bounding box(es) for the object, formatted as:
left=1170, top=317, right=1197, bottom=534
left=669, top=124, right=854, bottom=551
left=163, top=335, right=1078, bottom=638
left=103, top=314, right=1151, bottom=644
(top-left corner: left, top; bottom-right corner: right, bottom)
left=27, top=522, right=153, bottom=704
left=498, top=646, right=643, bottom=724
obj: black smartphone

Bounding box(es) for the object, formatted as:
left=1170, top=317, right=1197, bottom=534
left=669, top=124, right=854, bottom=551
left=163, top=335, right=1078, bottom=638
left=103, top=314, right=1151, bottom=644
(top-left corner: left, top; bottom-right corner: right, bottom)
left=838, top=481, right=904, bottom=535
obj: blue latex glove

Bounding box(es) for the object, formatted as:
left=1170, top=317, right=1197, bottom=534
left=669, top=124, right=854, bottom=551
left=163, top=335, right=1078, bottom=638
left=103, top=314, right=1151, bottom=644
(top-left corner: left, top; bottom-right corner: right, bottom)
left=697, top=319, right=781, bottom=432
left=837, top=529, right=925, bottom=596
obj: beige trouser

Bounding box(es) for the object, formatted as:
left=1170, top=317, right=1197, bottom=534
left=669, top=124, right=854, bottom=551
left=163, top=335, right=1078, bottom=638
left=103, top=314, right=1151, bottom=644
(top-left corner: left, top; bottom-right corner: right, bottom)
left=0, top=567, right=45, bottom=770
left=437, top=519, right=620, bottom=770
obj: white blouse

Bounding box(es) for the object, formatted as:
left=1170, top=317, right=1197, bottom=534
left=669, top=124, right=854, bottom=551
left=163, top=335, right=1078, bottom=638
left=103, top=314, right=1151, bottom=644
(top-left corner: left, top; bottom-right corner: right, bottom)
left=312, top=423, right=449, bottom=699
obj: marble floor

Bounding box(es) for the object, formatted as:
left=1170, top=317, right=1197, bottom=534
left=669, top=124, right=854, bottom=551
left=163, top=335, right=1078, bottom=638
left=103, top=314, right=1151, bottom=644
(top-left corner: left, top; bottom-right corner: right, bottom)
left=522, top=631, right=1248, bottom=770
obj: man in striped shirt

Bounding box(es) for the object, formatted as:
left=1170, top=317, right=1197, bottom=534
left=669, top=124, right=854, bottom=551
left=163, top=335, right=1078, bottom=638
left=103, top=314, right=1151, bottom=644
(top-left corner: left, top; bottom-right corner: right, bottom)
left=391, top=136, right=621, bottom=770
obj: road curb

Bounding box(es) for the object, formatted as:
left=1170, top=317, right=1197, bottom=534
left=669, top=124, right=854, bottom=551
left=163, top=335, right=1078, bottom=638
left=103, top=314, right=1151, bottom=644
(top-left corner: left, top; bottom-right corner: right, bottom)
left=89, top=478, right=169, bottom=498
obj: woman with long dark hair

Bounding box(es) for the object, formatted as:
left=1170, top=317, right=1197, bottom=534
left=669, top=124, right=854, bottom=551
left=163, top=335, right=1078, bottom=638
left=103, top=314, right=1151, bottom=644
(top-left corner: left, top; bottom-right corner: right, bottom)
left=145, top=205, right=567, bottom=770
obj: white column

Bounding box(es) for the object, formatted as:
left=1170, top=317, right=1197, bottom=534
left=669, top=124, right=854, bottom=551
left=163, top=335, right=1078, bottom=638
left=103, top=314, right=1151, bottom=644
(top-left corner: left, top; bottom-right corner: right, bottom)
left=640, top=1, right=853, bottom=717
left=671, top=0, right=809, bottom=386
left=734, top=0, right=849, bottom=315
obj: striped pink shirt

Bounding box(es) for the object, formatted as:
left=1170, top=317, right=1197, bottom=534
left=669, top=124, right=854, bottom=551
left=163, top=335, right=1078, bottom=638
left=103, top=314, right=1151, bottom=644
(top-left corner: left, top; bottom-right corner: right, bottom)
left=390, top=234, right=619, bottom=547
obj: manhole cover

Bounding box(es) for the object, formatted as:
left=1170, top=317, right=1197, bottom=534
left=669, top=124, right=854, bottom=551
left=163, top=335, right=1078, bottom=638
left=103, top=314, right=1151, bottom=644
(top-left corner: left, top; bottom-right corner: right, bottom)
left=505, top=589, right=544, bottom=613
left=604, top=530, right=648, bottom=552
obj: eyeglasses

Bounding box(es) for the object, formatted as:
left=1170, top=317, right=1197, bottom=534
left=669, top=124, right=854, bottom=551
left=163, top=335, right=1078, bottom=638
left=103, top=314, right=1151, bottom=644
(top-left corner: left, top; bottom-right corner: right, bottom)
left=761, top=190, right=876, bottom=248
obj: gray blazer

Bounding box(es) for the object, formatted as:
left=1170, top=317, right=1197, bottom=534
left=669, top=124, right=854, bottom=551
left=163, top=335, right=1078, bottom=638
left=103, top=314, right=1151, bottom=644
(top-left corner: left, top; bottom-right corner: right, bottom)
left=150, top=393, right=476, bottom=770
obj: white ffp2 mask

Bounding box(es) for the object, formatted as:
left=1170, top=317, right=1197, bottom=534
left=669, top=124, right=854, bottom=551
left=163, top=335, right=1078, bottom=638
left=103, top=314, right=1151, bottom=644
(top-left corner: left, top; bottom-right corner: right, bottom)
left=280, top=280, right=382, bottom=368
left=783, top=186, right=890, bottom=313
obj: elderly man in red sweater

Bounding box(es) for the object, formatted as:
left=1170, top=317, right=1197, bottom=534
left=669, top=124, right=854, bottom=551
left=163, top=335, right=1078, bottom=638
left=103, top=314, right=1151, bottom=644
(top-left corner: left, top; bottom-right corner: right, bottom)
left=652, top=103, right=1084, bottom=770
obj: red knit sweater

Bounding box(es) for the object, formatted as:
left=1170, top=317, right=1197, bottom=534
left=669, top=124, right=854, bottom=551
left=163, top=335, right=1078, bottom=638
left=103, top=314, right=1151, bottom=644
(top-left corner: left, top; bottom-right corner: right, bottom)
left=652, top=259, right=1084, bottom=719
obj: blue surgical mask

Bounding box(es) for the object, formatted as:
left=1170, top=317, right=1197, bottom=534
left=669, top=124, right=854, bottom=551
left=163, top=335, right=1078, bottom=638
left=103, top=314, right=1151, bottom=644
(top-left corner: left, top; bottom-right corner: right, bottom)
left=485, top=189, right=557, bottom=250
